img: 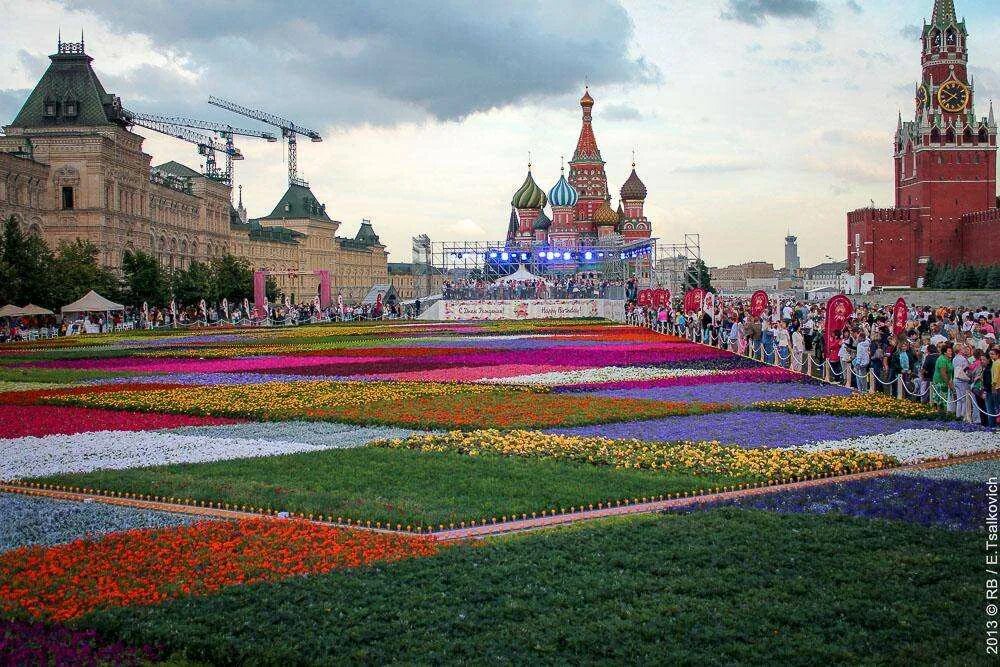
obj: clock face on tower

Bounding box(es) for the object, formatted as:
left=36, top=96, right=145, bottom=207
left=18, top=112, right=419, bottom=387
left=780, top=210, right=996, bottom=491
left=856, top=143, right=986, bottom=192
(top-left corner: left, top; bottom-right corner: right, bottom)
left=937, top=81, right=970, bottom=113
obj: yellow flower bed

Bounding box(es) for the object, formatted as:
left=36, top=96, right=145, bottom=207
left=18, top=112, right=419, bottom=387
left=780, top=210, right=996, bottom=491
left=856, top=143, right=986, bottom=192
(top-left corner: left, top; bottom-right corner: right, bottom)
left=378, top=430, right=897, bottom=480
left=753, top=393, right=947, bottom=421
left=47, top=381, right=541, bottom=420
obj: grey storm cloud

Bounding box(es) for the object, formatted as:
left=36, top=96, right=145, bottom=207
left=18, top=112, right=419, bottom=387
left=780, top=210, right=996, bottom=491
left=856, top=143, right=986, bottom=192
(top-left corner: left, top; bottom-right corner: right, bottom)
left=721, top=0, right=824, bottom=26
left=58, top=0, right=659, bottom=128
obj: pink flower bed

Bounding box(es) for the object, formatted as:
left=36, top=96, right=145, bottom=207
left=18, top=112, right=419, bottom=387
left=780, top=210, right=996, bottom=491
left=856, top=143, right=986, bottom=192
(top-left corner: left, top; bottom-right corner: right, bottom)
left=557, top=366, right=806, bottom=392
left=23, top=355, right=393, bottom=374
left=361, top=364, right=590, bottom=383
left=0, top=405, right=240, bottom=439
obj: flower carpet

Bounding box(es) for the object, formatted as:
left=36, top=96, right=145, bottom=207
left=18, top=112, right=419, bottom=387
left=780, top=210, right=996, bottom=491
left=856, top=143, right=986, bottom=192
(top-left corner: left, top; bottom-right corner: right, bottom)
left=0, top=319, right=996, bottom=663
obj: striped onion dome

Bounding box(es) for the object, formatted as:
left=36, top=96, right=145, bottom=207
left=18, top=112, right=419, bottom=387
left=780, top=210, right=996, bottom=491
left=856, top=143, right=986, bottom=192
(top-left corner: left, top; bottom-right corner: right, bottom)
left=620, top=167, right=647, bottom=200
left=593, top=199, right=619, bottom=225
left=548, top=174, right=579, bottom=208
left=511, top=171, right=547, bottom=209
left=533, top=211, right=552, bottom=230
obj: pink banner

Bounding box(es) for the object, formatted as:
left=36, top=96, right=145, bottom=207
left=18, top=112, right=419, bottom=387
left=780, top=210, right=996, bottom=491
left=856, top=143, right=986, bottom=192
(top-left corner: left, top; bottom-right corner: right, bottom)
left=253, top=270, right=267, bottom=318
left=683, top=288, right=704, bottom=314
left=892, top=298, right=908, bottom=337
left=652, top=289, right=671, bottom=308
left=824, top=294, right=854, bottom=360
left=637, top=289, right=653, bottom=307
left=316, top=270, right=332, bottom=310
left=749, top=290, right=769, bottom=318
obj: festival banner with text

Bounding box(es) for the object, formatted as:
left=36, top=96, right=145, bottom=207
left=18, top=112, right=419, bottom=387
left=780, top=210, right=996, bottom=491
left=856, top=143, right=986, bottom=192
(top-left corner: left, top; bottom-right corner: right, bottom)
left=749, top=290, right=769, bottom=318
left=824, top=294, right=854, bottom=360
left=683, top=288, right=704, bottom=314
left=892, top=298, right=908, bottom=337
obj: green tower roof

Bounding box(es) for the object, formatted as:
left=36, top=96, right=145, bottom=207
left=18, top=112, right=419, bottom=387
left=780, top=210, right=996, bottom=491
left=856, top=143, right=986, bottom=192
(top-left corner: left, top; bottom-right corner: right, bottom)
left=10, top=39, right=125, bottom=129
left=260, top=183, right=332, bottom=222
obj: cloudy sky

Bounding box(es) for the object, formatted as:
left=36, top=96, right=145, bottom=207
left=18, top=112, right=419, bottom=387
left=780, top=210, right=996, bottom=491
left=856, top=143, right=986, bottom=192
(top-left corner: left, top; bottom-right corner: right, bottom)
left=1, top=0, right=998, bottom=267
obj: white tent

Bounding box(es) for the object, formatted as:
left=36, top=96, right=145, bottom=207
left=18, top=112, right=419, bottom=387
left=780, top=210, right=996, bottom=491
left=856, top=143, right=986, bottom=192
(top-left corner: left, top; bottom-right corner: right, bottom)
left=19, top=303, right=55, bottom=316
left=61, top=290, right=124, bottom=314
left=495, top=264, right=549, bottom=284
left=0, top=304, right=23, bottom=317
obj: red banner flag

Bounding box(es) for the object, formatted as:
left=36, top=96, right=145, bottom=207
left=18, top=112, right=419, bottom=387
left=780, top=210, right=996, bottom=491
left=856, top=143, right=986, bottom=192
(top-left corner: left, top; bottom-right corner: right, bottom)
left=892, top=298, right=908, bottom=337
left=683, top=288, right=705, bottom=313
left=652, top=289, right=671, bottom=308
left=702, top=292, right=716, bottom=321
left=637, top=289, right=653, bottom=307
left=824, top=294, right=854, bottom=360
left=749, top=290, right=769, bottom=318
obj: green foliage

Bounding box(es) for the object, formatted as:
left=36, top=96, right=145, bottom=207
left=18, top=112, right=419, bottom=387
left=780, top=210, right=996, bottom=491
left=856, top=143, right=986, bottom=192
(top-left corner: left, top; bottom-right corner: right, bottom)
left=49, top=239, right=122, bottom=306
left=36, top=447, right=744, bottom=528
left=121, top=250, right=170, bottom=308
left=0, top=216, right=55, bottom=307
left=0, top=366, right=141, bottom=383
left=209, top=255, right=253, bottom=304
left=80, top=509, right=983, bottom=665
left=924, top=259, right=1000, bottom=289
left=684, top=258, right=715, bottom=293
left=170, top=261, right=217, bottom=306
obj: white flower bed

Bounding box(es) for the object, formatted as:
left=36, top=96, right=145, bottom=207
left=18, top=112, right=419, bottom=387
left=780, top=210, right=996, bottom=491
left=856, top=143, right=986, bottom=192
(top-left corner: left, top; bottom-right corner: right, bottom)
left=0, top=425, right=427, bottom=480
left=478, top=366, right=720, bottom=387
left=801, top=429, right=1000, bottom=464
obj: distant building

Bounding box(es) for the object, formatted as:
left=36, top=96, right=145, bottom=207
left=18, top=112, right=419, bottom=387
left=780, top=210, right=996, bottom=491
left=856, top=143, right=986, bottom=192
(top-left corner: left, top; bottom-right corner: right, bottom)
left=783, top=234, right=800, bottom=278
left=710, top=261, right=775, bottom=293
left=802, top=260, right=849, bottom=292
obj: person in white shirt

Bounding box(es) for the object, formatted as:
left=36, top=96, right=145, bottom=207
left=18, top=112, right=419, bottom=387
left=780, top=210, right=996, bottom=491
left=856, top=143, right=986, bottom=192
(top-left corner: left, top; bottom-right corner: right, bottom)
left=791, top=327, right=806, bottom=373
left=952, top=344, right=971, bottom=419
left=775, top=322, right=791, bottom=368
left=853, top=333, right=871, bottom=393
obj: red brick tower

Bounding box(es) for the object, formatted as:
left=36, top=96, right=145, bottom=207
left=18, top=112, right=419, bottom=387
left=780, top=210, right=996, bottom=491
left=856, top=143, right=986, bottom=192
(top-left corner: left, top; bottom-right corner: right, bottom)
left=568, top=88, right=609, bottom=244
left=848, top=0, right=997, bottom=287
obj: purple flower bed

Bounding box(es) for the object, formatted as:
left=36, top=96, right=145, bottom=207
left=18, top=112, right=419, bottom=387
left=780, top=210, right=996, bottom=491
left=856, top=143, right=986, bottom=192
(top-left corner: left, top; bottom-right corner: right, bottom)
left=547, top=410, right=981, bottom=448
left=677, top=475, right=984, bottom=531
left=0, top=619, right=160, bottom=665
left=583, top=382, right=853, bottom=405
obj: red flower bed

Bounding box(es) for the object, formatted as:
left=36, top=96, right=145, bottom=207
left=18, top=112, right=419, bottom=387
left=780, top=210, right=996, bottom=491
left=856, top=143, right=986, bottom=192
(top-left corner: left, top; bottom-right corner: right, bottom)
left=0, top=405, right=240, bottom=438
left=0, top=383, right=185, bottom=407
left=0, top=519, right=440, bottom=622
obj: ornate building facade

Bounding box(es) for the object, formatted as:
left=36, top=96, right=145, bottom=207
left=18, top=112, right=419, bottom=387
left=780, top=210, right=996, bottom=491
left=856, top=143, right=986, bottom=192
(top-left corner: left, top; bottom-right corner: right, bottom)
left=847, top=0, right=998, bottom=287
left=506, top=89, right=653, bottom=249
left=0, top=38, right=388, bottom=302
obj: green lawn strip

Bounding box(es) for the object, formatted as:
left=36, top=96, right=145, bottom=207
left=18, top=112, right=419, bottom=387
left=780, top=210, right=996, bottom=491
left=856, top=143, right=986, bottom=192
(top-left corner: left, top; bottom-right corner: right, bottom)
left=75, top=509, right=983, bottom=665
left=31, top=448, right=743, bottom=528
left=0, top=366, right=146, bottom=383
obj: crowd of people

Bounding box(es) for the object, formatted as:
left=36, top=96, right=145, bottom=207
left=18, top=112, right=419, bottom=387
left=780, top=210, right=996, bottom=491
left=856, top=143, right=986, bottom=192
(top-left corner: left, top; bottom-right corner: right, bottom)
left=443, top=274, right=624, bottom=301
left=628, top=298, right=1000, bottom=427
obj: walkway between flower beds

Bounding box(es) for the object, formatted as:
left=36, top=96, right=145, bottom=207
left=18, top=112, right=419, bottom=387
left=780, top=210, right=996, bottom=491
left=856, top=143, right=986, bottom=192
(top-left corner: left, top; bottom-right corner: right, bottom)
left=4, top=451, right=997, bottom=542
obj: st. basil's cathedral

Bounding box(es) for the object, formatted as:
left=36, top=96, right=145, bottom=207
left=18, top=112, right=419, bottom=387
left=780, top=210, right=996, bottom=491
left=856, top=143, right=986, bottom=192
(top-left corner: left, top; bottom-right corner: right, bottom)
left=847, top=0, right=998, bottom=288
left=505, top=89, right=652, bottom=249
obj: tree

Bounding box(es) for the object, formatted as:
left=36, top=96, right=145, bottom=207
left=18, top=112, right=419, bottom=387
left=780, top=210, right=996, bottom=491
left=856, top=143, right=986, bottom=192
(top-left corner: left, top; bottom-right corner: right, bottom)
left=684, top=259, right=714, bottom=293
left=121, top=250, right=170, bottom=308
left=210, top=255, right=254, bottom=304
left=956, top=264, right=978, bottom=290
left=171, top=261, right=217, bottom=306
left=935, top=264, right=955, bottom=289
left=923, top=259, right=938, bottom=288
left=0, top=216, right=55, bottom=307
left=49, top=239, right=121, bottom=307
left=987, top=265, right=1000, bottom=289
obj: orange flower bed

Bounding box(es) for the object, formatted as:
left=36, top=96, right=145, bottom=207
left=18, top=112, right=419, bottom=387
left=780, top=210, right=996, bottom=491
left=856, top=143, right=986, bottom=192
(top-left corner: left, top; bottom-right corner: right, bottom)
left=0, top=518, right=440, bottom=622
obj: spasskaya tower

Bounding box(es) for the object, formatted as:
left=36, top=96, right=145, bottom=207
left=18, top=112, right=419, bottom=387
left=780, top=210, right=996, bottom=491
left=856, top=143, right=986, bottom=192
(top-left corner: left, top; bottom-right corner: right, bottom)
left=847, top=0, right=997, bottom=288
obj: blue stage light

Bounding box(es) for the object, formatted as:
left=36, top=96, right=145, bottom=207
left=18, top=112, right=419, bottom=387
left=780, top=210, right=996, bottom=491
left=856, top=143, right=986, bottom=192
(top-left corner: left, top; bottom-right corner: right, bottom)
left=501, top=252, right=509, bottom=261
left=563, top=252, right=571, bottom=260
left=584, top=251, right=593, bottom=260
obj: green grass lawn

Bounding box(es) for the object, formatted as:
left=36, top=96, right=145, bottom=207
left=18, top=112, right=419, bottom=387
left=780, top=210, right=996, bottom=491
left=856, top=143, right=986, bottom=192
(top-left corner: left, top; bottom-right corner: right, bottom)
left=79, top=508, right=985, bottom=665
left=34, top=448, right=743, bottom=527
left=0, top=366, right=144, bottom=383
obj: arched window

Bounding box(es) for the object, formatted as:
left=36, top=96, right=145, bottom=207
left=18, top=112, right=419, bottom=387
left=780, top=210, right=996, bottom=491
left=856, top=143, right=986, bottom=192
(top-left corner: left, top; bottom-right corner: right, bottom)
left=979, top=128, right=989, bottom=143
left=945, top=128, right=956, bottom=143
left=932, top=30, right=942, bottom=49
left=963, top=127, right=973, bottom=143
left=946, top=29, right=956, bottom=46
left=930, top=127, right=941, bottom=143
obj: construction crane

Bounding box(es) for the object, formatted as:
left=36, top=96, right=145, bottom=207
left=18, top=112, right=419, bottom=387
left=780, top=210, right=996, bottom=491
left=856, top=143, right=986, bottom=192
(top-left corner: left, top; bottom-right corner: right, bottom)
left=208, top=96, right=322, bottom=187
left=124, top=111, right=277, bottom=186
left=123, top=110, right=243, bottom=182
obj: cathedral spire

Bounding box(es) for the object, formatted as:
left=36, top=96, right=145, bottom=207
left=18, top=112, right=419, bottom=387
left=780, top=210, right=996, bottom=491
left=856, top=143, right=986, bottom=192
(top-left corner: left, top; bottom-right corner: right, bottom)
left=572, top=87, right=602, bottom=163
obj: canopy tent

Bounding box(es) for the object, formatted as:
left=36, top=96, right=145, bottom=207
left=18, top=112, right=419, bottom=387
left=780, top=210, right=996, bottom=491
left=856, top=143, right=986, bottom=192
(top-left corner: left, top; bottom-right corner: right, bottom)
left=61, top=290, right=124, bottom=314
left=495, top=264, right=549, bottom=284
left=0, top=304, right=23, bottom=317
left=19, top=303, right=55, bottom=316
left=361, top=284, right=397, bottom=306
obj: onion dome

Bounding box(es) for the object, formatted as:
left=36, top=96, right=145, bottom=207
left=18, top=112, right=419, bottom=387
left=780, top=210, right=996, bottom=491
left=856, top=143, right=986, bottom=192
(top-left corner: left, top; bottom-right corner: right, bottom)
left=580, top=88, right=594, bottom=109
left=511, top=170, right=547, bottom=209
left=533, top=211, right=552, bottom=230
left=593, top=199, right=618, bottom=226
left=620, top=166, right=647, bottom=201
left=548, top=173, right=579, bottom=208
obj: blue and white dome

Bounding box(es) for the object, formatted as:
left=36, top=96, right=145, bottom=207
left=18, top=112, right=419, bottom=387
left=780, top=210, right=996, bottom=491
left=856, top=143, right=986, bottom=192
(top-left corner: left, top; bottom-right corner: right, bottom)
left=548, top=174, right=579, bottom=208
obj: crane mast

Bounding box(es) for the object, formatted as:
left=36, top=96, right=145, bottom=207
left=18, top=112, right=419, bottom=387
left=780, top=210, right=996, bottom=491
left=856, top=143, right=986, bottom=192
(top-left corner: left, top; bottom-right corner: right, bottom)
left=208, top=96, right=322, bottom=187
left=123, top=110, right=244, bottom=183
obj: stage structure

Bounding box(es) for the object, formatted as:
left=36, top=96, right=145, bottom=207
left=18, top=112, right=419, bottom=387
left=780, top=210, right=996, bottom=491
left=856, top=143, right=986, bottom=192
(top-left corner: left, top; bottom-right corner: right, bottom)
left=429, top=238, right=658, bottom=285
left=653, top=233, right=701, bottom=296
